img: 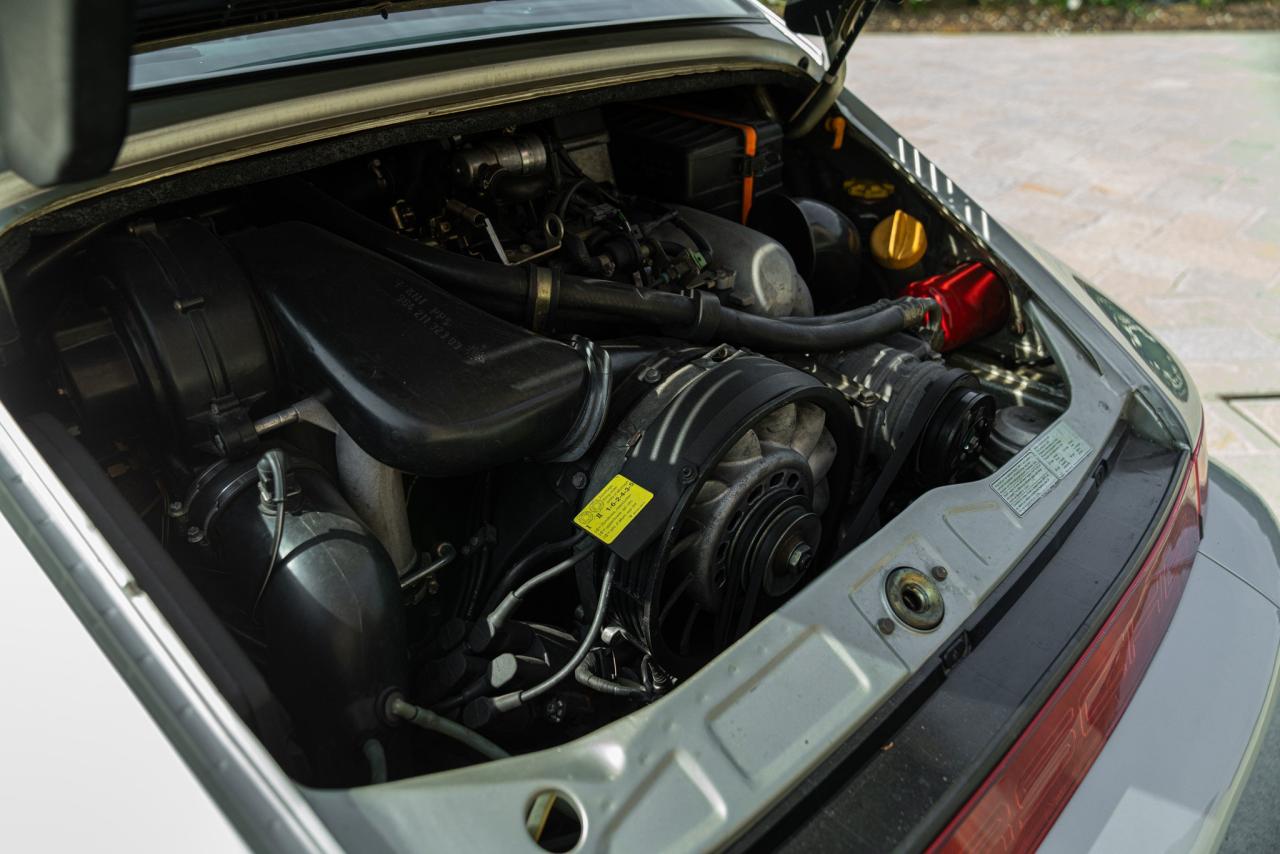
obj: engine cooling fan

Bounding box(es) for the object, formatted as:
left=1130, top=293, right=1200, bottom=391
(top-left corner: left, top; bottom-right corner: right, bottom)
left=598, top=350, right=853, bottom=678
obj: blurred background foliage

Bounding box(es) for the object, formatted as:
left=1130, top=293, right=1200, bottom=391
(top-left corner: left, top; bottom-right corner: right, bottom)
left=762, top=0, right=1278, bottom=31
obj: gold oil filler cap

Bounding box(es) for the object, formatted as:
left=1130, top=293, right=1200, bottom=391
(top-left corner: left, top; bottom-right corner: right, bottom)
left=870, top=210, right=927, bottom=271
left=843, top=178, right=895, bottom=203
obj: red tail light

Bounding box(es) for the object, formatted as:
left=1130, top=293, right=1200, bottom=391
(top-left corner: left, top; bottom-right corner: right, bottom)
left=928, top=426, right=1206, bottom=853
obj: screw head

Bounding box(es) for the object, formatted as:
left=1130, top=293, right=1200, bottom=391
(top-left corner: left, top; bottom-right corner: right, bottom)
left=877, top=617, right=895, bottom=635
left=931, top=565, right=949, bottom=581
left=571, top=471, right=588, bottom=489
left=186, top=525, right=203, bottom=544
left=786, top=543, right=814, bottom=572
left=167, top=500, right=184, bottom=517
left=544, top=698, right=567, bottom=723
left=641, top=367, right=661, bottom=383
left=679, top=465, right=697, bottom=483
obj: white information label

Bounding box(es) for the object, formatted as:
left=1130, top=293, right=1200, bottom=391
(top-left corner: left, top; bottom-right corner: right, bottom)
left=1030, top=420, right=1091, bottom=479
left=992, top=420, right=1093, bottom=516
left=992, top=453, right=1058, bottom=516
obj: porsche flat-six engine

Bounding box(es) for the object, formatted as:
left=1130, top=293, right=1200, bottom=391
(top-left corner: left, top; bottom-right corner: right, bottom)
left=9, top=91, right=1062, bottom=785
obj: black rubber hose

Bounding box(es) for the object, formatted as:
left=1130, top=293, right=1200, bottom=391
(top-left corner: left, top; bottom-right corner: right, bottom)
left=272, top=180, right=935, bottom=352
left=387, top=696, right=509, bottom=761
left=713, top=300, right=928, bottom=351
left=783, top=299, right=893, bottom=326
left=468, top=542, right=597, bottom=654
left=670, top=212, right=713, bottom=258
left=575, top=659, right=649, bottom=698
left=555, top=178, right=589, bottom=220
left=481, top=530, right=587, bottom=615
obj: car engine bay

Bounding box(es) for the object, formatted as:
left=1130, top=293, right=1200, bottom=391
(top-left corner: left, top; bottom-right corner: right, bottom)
left=1, top=86, right=1069, bottom=789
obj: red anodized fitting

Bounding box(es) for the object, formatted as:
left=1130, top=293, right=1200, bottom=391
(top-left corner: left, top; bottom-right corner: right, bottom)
left=903, top=262, right=1010, bottom=351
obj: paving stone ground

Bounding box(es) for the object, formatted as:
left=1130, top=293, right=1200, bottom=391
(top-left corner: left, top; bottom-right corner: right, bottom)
left=849, top=33, right=1280, bottom=512
left=847, top=32, right=1280, bottom=850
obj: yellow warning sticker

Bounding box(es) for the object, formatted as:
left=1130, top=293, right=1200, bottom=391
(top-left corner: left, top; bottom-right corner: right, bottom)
left=573, top=474, right=654, bottom=544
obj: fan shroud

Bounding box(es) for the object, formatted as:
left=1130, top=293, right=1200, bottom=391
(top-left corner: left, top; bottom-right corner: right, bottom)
left=614, top=400, right=840, bottom=677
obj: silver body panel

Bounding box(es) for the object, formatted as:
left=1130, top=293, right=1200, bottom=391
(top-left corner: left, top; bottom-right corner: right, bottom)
left=0, top=500, right=247, bottom=854
left=1043, top=465, right=1280, bottom=854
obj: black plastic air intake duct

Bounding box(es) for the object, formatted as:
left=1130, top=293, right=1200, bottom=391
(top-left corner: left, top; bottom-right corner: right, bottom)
left=229, top=223, right=592, bottom=476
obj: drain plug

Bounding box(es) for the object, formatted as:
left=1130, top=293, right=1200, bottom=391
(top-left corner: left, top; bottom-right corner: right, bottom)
left=885, top=567, right=945, bottom=631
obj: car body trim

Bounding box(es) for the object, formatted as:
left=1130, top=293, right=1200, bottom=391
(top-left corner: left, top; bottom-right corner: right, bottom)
left=0, top=403, right=340, bottom=852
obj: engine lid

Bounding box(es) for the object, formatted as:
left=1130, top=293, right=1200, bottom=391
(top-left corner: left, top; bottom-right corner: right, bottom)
left=0, top=0, right=770, bottom=187
left=1, top=1, right=458, bottom=186
left=0, top=2, right=133, bottom=186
